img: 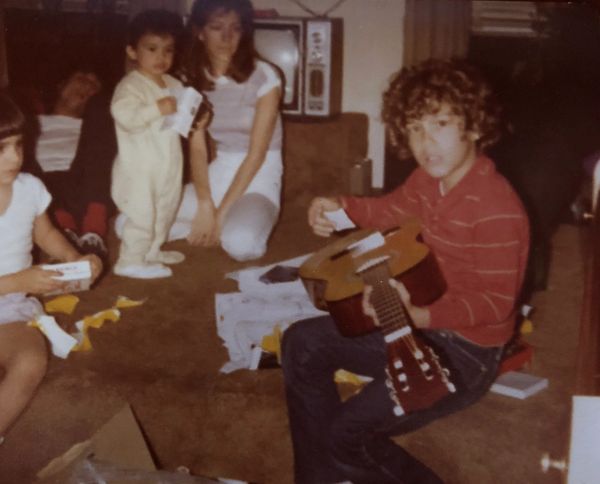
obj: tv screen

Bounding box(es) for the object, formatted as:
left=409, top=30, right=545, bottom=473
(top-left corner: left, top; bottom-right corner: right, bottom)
left=254, top=23, right=301, bottom=113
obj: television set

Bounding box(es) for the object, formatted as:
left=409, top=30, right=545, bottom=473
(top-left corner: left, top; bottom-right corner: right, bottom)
left=254, top=16, right=343, bottom=118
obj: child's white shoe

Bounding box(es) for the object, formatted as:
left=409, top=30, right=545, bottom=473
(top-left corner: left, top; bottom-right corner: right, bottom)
left=113, top=262, right=172, bottom=279
left=146, top=250, right=185, bottom=265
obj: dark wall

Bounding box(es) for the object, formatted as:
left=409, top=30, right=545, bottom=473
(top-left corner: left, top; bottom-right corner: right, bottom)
left=4, top=8, right=128, bottom=108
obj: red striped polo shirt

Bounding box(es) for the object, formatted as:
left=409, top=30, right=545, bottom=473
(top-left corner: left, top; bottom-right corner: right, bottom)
left=342, top=156, right=530, bottom=347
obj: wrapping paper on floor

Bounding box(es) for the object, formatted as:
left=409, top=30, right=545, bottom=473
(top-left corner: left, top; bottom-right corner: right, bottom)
left=30, top=295, right=145, bottom=358
left=216, top=254, right=327, bottom=373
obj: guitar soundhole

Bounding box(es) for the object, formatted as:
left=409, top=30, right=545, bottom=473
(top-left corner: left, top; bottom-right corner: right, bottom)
left=381, top=226, right=400, bottom=236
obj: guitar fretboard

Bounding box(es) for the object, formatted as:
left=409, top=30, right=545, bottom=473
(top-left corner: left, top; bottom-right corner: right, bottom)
left=359, top=262, right=411, bottom=336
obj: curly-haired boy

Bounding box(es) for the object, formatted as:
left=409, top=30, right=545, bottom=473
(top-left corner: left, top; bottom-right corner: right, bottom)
left=282, top=59, right=530, bottom=483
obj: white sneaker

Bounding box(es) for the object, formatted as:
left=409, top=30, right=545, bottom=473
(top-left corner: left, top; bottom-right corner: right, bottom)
left=146, top=250, right=185, bottom=265
left=113, top=262, right=172, bottom=279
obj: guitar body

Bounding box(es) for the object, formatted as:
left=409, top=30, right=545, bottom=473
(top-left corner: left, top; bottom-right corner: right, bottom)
left=300, top=219, right=447, bottom=337
left=299, top=219, right=455, bottom=415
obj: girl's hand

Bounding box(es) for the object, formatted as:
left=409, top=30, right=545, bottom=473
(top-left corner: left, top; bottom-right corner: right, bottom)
left=308, top=197, right=342, bottom=237
left=188, top=198, right=219, bottom=246
left=361, top=280, right=431, bottom=329
left=78, top=254, right=103, bottom=283
left=157, top=96, right=177, bottom=115
left=14, top=266, right=67, bottom=295
left=189, top=112, right=211, bottom=149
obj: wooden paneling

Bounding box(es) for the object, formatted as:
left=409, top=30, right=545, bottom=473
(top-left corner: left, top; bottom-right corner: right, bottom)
left=575, top=204, right=600, bottom=395
left=4, top=8, right=127, bottom=96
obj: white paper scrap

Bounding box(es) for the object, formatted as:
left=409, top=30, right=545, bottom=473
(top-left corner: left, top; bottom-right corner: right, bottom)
left=324, top=208, right=356, bottom=231
left=215, top=291, right=327, bottom=373
left=35, top=315, right=78, bottom=359
left=217, top=253, right=329, bottom=372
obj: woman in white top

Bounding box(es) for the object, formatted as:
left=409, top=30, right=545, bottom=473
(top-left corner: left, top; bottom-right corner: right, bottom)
left=171, top=0, right=283, bottom=261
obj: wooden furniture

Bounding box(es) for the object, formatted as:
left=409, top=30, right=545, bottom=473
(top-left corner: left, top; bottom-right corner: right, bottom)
left=575, top=202, right=600, bottom=395
left=282, top=113, right=369, bottom=208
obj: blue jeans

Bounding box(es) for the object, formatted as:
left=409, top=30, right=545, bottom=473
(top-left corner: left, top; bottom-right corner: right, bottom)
left=281, top=316, right=504, bottom=484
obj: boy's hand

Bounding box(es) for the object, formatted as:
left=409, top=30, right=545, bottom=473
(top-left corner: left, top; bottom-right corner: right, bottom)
left=15, top=266, right=67, bottom=295
left=308, top=197, right=342, bottom=237
left=157, top=96, right=177, bottom=115
left=361, top=279, right=431, bottom=329
left=78, top=254, right=103, bottom=283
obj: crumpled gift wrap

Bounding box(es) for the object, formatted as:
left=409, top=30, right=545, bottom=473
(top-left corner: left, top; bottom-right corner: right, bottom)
left=30, top=295, right=146, bottom=358
left=257, top=325, right=372, bottom=390
left=44, top=294, right=80, bottom=315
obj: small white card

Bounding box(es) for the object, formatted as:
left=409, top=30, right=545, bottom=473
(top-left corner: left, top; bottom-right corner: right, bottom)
left=162, top=86, right=204, bottom=138
left=324, top=208, right=356, bottom=231
left=42, top=260, right=92, bottom=295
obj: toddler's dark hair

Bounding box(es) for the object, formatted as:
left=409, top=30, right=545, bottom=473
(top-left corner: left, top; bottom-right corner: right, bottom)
left=0, top=93, right=25, bottom=140
left=383, top=59, right=502, bottom=159
left=128, top=9, right=184, bottom=48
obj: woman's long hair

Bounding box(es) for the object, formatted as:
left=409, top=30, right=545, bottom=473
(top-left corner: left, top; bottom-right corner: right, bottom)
left=180, top=0, right=256, bottom=91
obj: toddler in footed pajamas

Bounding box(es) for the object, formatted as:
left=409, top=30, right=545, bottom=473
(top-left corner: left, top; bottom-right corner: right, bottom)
left=111, top=9, right=186, bottom=279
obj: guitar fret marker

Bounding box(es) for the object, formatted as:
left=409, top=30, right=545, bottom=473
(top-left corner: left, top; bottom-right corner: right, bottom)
left=384, top=326, right=411, bottom=342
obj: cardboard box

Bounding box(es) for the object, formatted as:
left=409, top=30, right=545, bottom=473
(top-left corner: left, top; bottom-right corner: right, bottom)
left=41, top=260, right=92, bottom=296
left=36, top=404, right=219, bottom=483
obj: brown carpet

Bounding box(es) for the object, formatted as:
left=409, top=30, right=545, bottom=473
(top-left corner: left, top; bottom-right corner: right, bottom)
left=0, top=212, right=585, bottom=484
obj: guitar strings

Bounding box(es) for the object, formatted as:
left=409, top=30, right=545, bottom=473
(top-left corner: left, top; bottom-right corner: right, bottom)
left=360, top=260, right=450, bottom=391
left=363, top=263, right=420, bottom=355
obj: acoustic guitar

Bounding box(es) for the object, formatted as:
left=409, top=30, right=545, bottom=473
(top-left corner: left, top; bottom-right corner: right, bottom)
left=299, top=219, right=456, bottom=415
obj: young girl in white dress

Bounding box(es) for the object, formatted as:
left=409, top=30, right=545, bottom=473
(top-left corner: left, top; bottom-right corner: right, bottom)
left=0, top=94, right=102, bottom=444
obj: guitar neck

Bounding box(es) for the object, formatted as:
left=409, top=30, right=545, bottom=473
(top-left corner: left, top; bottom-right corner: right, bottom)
left=360, top=262, right=411, bottom=335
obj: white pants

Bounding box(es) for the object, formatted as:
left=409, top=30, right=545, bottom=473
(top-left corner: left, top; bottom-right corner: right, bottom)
left=116, top=150, right=282, bottom=261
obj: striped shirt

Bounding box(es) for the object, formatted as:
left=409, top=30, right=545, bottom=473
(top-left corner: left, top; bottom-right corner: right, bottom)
left=342, top=156, right=530, bottom=346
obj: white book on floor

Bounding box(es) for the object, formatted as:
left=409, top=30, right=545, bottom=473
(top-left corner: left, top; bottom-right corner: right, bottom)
left=490, top=371, right=549, bottom=399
